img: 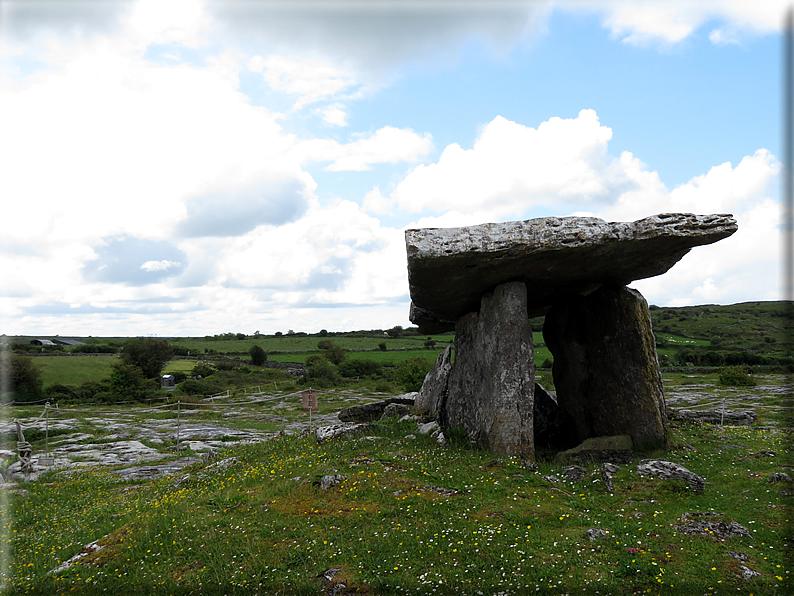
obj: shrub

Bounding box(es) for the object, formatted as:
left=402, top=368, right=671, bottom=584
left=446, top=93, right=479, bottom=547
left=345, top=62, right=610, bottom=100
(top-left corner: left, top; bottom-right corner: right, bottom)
left=424, top=339, right=437, bottom=348
left=318, top=340, right=346, bottom=365
left=2, top=354, right=43, bottom=403
left=304, top=360, right=339, bottom=387
left=378, top=342, right=387, bottom=352
left=338, top=359, right=382, bottom=378
left=397, top=357, right=434, bottom=392
left=121, top=337, right=174, bottom=378
left=179, top=378, right=224, bottom=397
left=72, top=343, right=118, bottom=354
left=171, top=371, right=188, bottom=384
left=250, top=345, right=267, bottom=365
left=191, top=363, right=215, bottom=378
left=719, top=365, right=757, bottom=387
left=109, top=363, right=158, bottom=400
left=540, top=358, right=553, bottom=369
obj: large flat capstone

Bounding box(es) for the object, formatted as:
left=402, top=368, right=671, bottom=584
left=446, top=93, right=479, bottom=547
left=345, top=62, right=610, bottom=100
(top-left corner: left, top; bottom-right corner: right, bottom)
left=406, top=213, right=737, bottom=333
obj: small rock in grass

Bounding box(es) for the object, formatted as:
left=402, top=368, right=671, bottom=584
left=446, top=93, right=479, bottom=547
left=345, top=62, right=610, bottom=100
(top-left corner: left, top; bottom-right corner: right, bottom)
left=738, top=565, right=761, bottom=581
left=728, top=551, right=749, bottom=562
left=673, top=519, right=752, bottom=540
left=768, top=472, right=793, bottom=483
left=417, top=421, right=440, bottom=435
left=316, top=475, right=346, bottom=491
left=399, top=414, right=422, bottom=423
left=542, top=475, right=562, bottom=483
left=405, top=434, right=417, bottom=440
left=436, top=432, right=448, bottom=446
left=585, top=528, right=610, bottom=541
left=561, top=465, right=587, bottom=481
left=635, top=459, right=704, bottom=492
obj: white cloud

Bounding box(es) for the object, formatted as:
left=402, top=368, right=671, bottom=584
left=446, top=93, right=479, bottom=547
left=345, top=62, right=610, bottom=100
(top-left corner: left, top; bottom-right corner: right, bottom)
left=605, top=149, right=780, bottom=221
left=709, top=28, right=741, bottom=45
left=140, top=260, right=181, bottom=272
left=560, top=0, right=786, bottom=46
left=321, top=103, right=348, bottom=126
left=126, top=0, right=211, bottom=48
left=248, top=54, right=355, bottom=109
left=295, top=126, right=433, bottom=171
left=383, top=110, right=614, bottom=219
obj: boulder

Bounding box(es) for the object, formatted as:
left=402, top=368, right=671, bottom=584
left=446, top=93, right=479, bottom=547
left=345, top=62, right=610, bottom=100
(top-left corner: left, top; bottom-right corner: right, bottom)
left=544, top=285, right=668, bottom=451
left=561, top=465, right=587, bottom=481
left=673, top=514, right=751, bottom=539
left=338, top=396, right=415, bottom=423
left=314, top=423, right=371, bottom=443
left=636, top=459, right=705, bottom=492
left=381, top=403, right=412, bottom=420
left=443, top=281, right=535, bottom=458
left=414, top=346, right=452, bottom=418
left=554, top=435, right=635, bottom=464
left=406, top=213, right=737, bottom=333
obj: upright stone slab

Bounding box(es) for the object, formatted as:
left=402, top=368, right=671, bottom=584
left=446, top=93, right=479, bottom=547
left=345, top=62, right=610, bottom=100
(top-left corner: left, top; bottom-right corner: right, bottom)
left=543, top=284, right=667, bottom=451
left=414, top=346, right=452, bottom=418
left=444, top=281, right=535, bottom=458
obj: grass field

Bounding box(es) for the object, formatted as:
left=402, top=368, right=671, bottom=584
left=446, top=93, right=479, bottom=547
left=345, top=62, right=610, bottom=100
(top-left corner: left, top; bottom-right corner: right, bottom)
left=3, top=371, right=790, bottom=594
left=33, top=355, right=119, bottom=389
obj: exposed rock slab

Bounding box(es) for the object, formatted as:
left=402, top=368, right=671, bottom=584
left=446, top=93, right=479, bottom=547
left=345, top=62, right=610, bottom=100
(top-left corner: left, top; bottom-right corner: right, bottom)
left=667, top=407, right=757, bottom=425
left=544, top=284, right=668, bottom=451
left=443, top=281, right=534, bottom=458
left=636, top=459, right=705, bottom=492
left=406, top=213, right=737, bottom=333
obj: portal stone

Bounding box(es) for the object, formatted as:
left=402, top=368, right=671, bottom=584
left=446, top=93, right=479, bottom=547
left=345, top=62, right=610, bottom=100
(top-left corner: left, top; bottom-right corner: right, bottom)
left=414, top=346, right=452, bottom=418
left=543, top=284, right=667, bottom=451
left=443, top=281, right=534, bottom=458
left=533, top=383, right=575, bottom=450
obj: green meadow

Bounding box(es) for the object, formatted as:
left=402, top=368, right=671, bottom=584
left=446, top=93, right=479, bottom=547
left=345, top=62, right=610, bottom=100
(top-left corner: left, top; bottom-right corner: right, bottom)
left=3, top=371, right=791, bottom=595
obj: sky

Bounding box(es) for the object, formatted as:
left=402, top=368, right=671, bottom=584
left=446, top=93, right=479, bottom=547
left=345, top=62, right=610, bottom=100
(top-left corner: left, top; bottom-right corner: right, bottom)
left=0, top=0, right=788, bottom=337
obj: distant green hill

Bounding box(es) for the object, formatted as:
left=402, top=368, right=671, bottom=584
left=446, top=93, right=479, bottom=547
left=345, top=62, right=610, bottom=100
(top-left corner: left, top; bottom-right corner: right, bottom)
left=648, top=300, right=791, bottom=351
left=645, top=300, right=792, bottom=368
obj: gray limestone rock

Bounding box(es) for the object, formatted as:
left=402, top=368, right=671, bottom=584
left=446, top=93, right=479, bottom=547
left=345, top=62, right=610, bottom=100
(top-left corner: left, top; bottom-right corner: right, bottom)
left=667, top=407, right=757, bottom=425
left=443, top=281, right=534, bottom=458
left=381, top=403, right=412, bottom=420
left=406, top=213, right=737, bottom=333
left=769, top=472, right=793, bottom=483
left=315, top=423, right=371, bottom=443
left=673, top=518, right=752, bottom=539
left=338, top=396, right=416, bottom=423
left=414, top=346, right=452, bottom=418
left=636, top=459, right=705, bottom=492
left=316, top=474, right=346, bottom=491
left=417, top=421, right=440, bottom=435
left=561, top=465, right=587, bottom=481
left=544, top=284, right=667, bottom=451
left=738, top=565, right=762, bottom=581
left=585, top=528, right=611, bottom=541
